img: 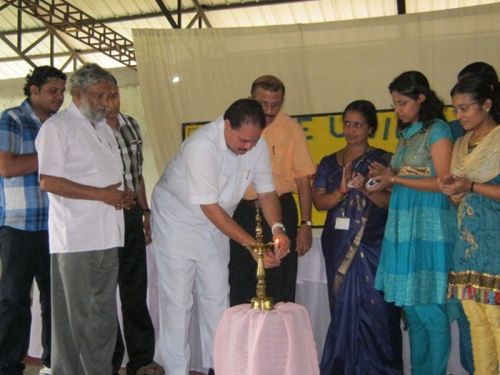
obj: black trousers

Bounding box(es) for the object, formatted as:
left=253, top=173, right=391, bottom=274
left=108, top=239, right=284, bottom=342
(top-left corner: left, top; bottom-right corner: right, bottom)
left=112, top=208, right=155, bottom=375
left=0, top=227, right=50, bottom=375
left=229, top=194, right=298, bottom=306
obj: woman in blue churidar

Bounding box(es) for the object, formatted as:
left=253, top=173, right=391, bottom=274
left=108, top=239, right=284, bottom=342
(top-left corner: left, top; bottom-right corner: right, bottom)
left=313, top=100, right=403, bottom=375
left=445, top=61, right=499, bottom=375
left=368, top=71, right=456, bottom=375
left=440, top=74, right=500, bottom=375
left=448, top=62, right=499, bottom=142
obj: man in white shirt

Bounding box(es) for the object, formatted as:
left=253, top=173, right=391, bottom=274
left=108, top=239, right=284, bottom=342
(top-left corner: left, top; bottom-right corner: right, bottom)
left=35, top=63, right=134, bottom=375
left=152, top=99, right=290, bottom=375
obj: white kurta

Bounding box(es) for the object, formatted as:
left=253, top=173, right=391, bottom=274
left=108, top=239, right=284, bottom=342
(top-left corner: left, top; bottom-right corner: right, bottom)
left=35, top=102, right=124, bottom=253
left=151, top=116, right=274, bottom=375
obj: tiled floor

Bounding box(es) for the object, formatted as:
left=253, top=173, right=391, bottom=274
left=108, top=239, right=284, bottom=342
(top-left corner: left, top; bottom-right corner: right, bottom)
left=23, top=365, right=40, bottom=375
left=23, top=358, right=128, bottom=375
left=23, top=357, right=43, bottom=375
left=24, top=366, right=128, bottom=374
left=23, top=359, right=206, bottom=375
left=25, top=367, right=206, bottom=375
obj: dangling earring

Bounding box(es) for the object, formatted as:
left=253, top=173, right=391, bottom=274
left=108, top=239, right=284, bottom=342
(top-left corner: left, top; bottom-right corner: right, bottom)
left=486, top=107, right=490, bottom=113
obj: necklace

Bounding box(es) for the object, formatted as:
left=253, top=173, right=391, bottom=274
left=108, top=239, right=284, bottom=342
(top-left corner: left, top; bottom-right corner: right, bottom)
left=467, top=124, right=499, bottom=153
left=469, top=125, right=496, bottom=145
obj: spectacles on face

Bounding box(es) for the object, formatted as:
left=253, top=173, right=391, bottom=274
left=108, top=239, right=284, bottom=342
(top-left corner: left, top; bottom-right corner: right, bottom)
left=452, top=101, right=478, bottom=115
left=343, top=120, right=366, bottom=129
left=391, top=99, right=410, bottom=109
left=258, top=101, right=282, bottom=112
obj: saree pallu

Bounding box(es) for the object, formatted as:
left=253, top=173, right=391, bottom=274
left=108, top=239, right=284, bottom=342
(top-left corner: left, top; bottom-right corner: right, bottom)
left=315, top=149, right=402, bottom=375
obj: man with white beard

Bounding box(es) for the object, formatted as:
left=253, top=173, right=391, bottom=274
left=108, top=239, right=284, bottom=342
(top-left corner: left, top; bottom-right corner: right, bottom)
left=35, top=63, right=134, bottom=375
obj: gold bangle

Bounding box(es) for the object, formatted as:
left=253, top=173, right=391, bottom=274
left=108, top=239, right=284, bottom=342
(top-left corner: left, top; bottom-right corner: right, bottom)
left=390, top=176, right=396, bottom=185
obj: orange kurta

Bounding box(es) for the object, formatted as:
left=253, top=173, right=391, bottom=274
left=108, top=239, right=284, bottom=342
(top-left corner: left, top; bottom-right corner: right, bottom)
left=244, top=111, right=316, bottom=199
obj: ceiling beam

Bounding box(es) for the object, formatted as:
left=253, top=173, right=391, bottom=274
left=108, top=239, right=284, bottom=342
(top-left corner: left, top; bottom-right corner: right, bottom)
left=155, top=0, right=179, bottom=29
left=2, top=0, right=136, bottom=68
left=192, top=0, right=212, bottom=28
left=177, top=0, right=182, bottom=27
left=396, top=0, right=406, bottom=15
left=22, top=30, right=50, bottom=55
left=1, top=0, right=316, bottom=36
left=0, top=47, right=109, bottom=63
left=0, top=0, right=316, bottom=70
left=0, top=30, right=37, bottom=67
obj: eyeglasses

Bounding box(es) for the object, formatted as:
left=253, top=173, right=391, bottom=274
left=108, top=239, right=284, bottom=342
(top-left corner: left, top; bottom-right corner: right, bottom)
left=391, top=99, right=410, bottom=109
left=453, top=101, right=478, bottom=115
left=258, top=101, right=282, bottom=112
left=343, top=120, right=367, bottom=129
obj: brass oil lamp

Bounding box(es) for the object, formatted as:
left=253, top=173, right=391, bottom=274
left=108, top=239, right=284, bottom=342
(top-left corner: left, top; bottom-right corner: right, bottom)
left=250, top=204, right=274, bottom=311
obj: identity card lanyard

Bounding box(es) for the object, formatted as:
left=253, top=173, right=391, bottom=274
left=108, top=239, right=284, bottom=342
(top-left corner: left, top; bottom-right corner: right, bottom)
left=334, top=148, right=373, bottom=231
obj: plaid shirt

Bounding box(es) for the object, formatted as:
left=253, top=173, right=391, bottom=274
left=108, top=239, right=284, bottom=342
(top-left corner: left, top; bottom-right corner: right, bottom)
left=0, top=100, right=49, bottom=231
left=112, top=113, right=144, bottom=193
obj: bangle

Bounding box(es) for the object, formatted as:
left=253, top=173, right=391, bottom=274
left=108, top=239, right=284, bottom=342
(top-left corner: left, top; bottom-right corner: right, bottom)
left=390, top=176, right=396, bottom=185
left=271, top=222, right=286, bottom=235
left=470, top=182, right=475, bottom=193
left=143, top=208, right=151, bottom=214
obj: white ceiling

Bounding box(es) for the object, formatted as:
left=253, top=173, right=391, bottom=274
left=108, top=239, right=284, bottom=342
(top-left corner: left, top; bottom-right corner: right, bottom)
left=0, top=0, right=498, bottom=79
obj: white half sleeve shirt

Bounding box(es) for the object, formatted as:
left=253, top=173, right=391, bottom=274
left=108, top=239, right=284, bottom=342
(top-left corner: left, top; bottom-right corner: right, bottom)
left=35, top=102, right=125, bottom=254
left=152, top=116, right=274, bottom=261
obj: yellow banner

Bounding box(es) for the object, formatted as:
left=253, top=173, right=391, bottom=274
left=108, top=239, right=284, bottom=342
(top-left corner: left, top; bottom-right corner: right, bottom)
left=182, top=107, right=457, bottom=227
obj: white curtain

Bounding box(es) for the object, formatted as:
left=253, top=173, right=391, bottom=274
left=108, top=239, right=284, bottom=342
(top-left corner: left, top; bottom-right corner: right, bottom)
left=133, top=3, right=500, bottom=173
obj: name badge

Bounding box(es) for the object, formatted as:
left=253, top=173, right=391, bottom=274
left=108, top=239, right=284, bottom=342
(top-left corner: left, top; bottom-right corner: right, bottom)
left=335, top=217, right=350, bottom=230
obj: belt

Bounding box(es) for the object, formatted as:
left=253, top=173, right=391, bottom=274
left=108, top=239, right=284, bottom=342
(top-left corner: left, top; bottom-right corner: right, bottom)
left=240, top=192, right=293, bottom=207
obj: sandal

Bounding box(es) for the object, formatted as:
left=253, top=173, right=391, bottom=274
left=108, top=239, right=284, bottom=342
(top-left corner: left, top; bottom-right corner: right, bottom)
left=135, top=362, right=165, bottom=375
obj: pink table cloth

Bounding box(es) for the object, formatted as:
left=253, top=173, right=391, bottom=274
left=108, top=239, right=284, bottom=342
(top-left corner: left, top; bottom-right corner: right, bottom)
left=214, top=302, right=319, bottom=375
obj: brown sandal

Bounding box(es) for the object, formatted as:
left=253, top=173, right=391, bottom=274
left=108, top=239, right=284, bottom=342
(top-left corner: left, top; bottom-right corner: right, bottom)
left=135, top=362, right=165, bottom=375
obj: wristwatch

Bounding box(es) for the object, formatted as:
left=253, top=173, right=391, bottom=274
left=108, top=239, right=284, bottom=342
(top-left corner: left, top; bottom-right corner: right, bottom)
left=300, top=220, right=312, bottom=227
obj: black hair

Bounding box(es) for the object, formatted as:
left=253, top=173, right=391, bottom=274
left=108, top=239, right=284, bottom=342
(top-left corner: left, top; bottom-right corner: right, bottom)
left=458, top=62, right=498, bottom=85
left=451, top=74, right=500, bottom=124
left=23, top=66, right=66, bottom=97
left=251, top=75, right=285, bottom=97
left=343, top=100, right=378, bottom=133
left=223, top=99, right=266, bottom=130
left=388, top=70, right=445, bottom=129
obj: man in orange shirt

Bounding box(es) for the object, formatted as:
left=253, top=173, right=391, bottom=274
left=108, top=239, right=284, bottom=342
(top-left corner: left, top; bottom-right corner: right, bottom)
left=229, top=75, right=316, bottom=305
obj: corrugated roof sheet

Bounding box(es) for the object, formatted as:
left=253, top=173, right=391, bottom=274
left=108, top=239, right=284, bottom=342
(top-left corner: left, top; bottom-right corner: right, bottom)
left=0, top=0, right=498, bottom=79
